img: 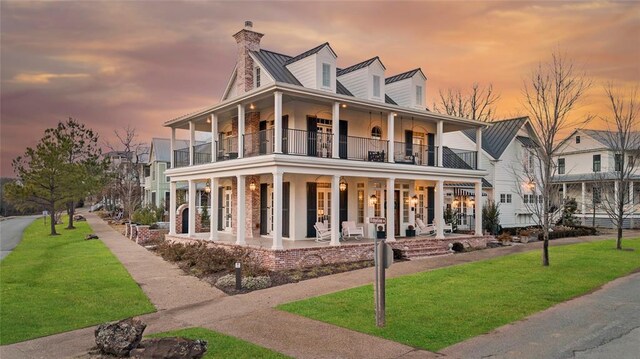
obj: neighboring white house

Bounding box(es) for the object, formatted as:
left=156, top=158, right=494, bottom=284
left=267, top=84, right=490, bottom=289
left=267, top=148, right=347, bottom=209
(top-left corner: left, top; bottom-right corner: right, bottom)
left=164, top=22, right=487, bottom=249
left=143, top=138, right=188, bottom=208
left=444, top=117, right=541, bottom=229
left=553, top=129, right=640, bottom=228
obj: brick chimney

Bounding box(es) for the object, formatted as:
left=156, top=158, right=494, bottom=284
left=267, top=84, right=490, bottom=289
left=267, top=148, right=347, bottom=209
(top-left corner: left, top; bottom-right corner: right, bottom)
left=232, top=21, right=264, bottom=94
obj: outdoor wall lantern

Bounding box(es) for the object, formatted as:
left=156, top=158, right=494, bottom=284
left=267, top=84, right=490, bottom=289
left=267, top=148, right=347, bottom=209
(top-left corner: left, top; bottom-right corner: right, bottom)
left=410, top=195, right=419, bottom=210
left=339, top=178, right=347, bottom=192
left=249, top=180, right=256, bottom=191
left=369, top=194, right=378, bottom=206
left=204, top=181, right=211, bottom=193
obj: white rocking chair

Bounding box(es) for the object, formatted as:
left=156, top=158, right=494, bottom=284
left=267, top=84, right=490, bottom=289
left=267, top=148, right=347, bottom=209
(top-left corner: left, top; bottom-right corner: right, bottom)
left=342, top=221, right=364, bottom=240
left=314, top=222, right=331, bottom=242
left=415, top=218, right=436, bottom=236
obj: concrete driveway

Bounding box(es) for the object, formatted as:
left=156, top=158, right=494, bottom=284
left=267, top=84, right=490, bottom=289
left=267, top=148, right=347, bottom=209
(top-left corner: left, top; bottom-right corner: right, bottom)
left=0, top=215, right=39, bottom=260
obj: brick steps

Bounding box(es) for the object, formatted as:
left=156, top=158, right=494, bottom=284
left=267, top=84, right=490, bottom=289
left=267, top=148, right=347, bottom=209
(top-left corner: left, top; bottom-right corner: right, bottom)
left=395, top=242, right=452, bottom=259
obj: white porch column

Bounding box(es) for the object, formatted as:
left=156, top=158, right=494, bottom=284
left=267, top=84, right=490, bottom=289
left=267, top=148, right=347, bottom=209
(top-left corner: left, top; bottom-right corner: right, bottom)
left=474, top=181, right=483, bottom=236
left=387, top=112, right=395, bottom=163
left=272, top=171, right=284, bottom=250
left=210, top=177, right=218, bottom=241
left=475, top=127, right=482, bottom=170
left=170, top=127, right=176, bottom=168
left=386, top=177, right=396, bottom=241
left=236, top=175, right=246, bottom=245
left=563, top=183, right=567, bottom=199
left=188, top=179, right=196, bottom=237
left=189, top=120, right=195, bottom=166
left=211, top=114, right=217, bottom=163
left=332, top=102, right=340, bottom=159
left=436, top=120, right=444, bottom=166
left=237, top=104, right=245, bottom=159
left=274, top=92, right=283, bottom=153
left=169, top=181, right=177, bottom=235
left=435, top=179, right=445, bottom=239
left=330, top=175, right=341, bottom=245
left=581, top=182, right=586, bottom=222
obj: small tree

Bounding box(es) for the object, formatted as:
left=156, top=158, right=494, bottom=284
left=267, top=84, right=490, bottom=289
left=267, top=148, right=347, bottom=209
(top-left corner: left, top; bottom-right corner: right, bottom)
left=559, top=197, right=579, bottom=226
left=482, top=200, right=501, bottom=235
left=443, top=207, right=459, bottom=232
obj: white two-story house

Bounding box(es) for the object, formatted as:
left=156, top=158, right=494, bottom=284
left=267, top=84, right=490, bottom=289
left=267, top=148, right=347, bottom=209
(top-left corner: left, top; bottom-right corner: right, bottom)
left=553, top=129, right=640, bottom=228
left=164, top=22, right=487, bottom=250
left=444, top=117, right=540, bottom=229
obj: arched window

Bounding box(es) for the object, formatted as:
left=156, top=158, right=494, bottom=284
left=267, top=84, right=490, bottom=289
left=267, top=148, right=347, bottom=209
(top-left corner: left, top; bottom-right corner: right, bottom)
left=371, top=126, right=382, bottom=140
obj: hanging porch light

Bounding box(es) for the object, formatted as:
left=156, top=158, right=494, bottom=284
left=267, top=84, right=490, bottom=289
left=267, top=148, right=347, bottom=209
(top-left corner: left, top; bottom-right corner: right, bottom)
left=411, top=195, right=419, bottom=207
left=249, top=179, right=257, bottom=191
left=204, top=181, right=211, bottom=193
left=369, top=194, right=378, bottom=206
left=339, top=177, right=347, bottom=192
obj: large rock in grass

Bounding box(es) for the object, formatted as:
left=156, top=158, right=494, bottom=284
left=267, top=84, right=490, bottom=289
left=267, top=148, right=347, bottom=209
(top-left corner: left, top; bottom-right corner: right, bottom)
left=95, top=318, right=147, bottom=357
left=129, top=338, right=207, bottom=359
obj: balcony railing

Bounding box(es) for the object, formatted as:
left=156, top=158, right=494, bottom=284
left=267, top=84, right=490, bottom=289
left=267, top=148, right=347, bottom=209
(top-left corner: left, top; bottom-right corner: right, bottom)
left=243, top=129, right=274, bottom=158
left=283, top=128, right=333, bottom=158
left=173, top=148, right=189, bottom=168
left=393, top=142, right=438, bottom=166
left=217, top=135, right=239, bottom=161
left=442, top=147, right=477, bottom=170
left=344, top=136, right=388, bottom=162
left=193, top=142, right=212, bottom=165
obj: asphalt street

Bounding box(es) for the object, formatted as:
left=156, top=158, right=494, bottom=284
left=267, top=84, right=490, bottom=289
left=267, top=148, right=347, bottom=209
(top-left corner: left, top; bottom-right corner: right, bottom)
left=0, top=215, right=39, bottom=260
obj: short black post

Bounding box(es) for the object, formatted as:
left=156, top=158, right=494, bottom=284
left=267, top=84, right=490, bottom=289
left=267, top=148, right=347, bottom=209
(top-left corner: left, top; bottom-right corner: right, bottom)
left=235, top=262, right=242, bottom=290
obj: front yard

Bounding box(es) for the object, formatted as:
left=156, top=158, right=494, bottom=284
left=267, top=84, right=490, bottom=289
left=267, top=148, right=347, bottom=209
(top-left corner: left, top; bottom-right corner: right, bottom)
left=279, top=239, right=640, bottom=351
left=0, top=217, right=155, bottom=345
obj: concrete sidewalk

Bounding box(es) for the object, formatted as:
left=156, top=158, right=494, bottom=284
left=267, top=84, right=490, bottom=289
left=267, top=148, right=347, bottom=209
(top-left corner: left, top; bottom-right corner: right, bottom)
left=2, top=215, right=638, bottom=359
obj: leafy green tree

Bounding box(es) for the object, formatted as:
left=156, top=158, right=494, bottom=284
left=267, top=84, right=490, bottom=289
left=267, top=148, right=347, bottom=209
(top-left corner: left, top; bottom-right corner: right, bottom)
left=482, top=200, right=501, bottom=235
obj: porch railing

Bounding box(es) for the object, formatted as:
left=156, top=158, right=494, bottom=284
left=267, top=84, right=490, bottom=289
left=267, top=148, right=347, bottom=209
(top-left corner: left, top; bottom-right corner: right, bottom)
left=285, top=128, right=333, bottom=158
left=393, top=142, right=438, bottom=166
left=217, top=135, right=239, bottom=161
left=173, top=148, right=190, bottom=168
left=243, top=129, right=274, bottom=157
left=345, top=136, right=388, bottom=162
left=193, top=142, right=212, bottom=165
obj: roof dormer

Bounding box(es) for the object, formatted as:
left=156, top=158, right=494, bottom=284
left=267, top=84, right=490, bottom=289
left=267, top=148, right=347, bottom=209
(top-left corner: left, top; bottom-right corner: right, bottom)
left=337, top=57, right=386, bottom=102
left=385, top=68, right=427, bottom=109
left=285, top=43, right=337, bottom=93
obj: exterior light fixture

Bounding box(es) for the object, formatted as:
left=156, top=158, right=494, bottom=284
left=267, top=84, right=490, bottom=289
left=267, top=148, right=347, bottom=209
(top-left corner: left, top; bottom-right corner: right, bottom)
left=341, top=103, right=347, bottom=108
left=204, top=181, right=211, bottom=193
left=339, top=178, right=347, bottom=191
left=369, top=194, right=378, bottom=206
left=206, top=117, right=211, bottom=124
left=249, top=180, right=256, bottom=191
left=393, top=113, right=397, bottom=117
left=249, top=103, right=256, bottom=110
left=411, top=195, right=418, bottom=207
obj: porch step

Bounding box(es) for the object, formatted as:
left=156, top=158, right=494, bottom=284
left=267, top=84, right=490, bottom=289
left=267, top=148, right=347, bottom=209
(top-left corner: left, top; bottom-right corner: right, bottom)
left=398, top=243, right=452, bottom=259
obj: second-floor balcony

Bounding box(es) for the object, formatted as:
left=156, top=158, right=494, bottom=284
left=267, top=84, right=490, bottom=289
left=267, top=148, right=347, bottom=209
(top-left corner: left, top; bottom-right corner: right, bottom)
left=173, top=128, right=477, bottom=171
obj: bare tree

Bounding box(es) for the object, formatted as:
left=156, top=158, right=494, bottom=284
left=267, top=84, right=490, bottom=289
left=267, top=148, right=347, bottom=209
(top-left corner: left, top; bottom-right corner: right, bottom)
left=522, top=51, right=592, bottom=266
left=593, top=84, right=640, bottom=250
left=434, top=83, right=500, bottom=121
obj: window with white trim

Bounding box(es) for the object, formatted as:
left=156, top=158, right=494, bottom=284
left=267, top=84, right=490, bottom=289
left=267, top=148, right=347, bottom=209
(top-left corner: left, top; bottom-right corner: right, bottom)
left=416, top=85, right=423, bottom=105
left=322, top=63, right=331, bottom=87
left=373, top=75, right=380, bottom=97
left=357, top=183, right=365, bottom=224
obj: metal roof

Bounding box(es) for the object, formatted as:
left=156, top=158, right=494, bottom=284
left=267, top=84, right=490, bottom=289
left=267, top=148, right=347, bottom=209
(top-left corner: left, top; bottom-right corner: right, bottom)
left=252, top=50, right=302, bottom=85
left=385, top=94, right=397, bottom=105
left=553, top=172, right=640, bottom=183
left=283, top=42, right=334, bottom=65
left=150, top=138, right=191, bottom=163
left=385, top=68, right=426, bottom=84
left=336, top=81, right=353, bottom=96
left=463, top=117, right=528, bottom=159
left=336, top=56, right=384, bottom=76
left=442, top=146, right=473, bottom=170
left=444, top=178, right=493, bottom=188
left=516, top=135, right=538, bottom=148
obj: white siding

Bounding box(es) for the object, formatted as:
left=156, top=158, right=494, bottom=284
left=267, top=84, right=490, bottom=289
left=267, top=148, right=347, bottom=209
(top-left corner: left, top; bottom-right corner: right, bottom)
left=338, top=67, right=368, bottom=98
left=315, top=46, right=337, bottom=93
left=386, top=78, right=411, bottom=107
left=368, top=60, right=385, bottom=102
left=286, top=55, right=316, bottom=89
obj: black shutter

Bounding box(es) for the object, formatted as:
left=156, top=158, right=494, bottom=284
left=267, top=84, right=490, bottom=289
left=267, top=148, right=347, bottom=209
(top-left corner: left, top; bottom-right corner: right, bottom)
left=340, top=185, right=348, bottom=225
left=283, top=182, right=290, bottom=237
left=259, top=120, right=267, bottom=155
left=339, top=120, right=348, bottom=159
left=405, top=130, right=414, bottom=157
left=306, top=182, right=317, bottom=237
left=260, top=183, right=268, bottom=235
left=427, top=186, right=435, bottom=224
left=217, top=187, right=224, bottom=231
left=427, top=133, right=435, bottom=166
left=307, top=116, right=317, bottom=156
left=282, top=115, right=289, bottom=154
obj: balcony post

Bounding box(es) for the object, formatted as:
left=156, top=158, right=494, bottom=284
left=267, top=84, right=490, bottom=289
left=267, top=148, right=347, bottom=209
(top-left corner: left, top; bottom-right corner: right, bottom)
left=211, top=114, right=217, bottom=163
left=272, top=171, right=283, bottom=249
left=210, top=177, right=218, bottom=241
left=237, top=104, right=245, bottom=159
left=332, top=102, right=340, bottom=159
left=188, top=179, right=196, bottom=237
left=189, top=120, right=195, bottom=166
left=236, top=175, right=246, bottom=245
left=475, top=126, right=482, bottom=170
left=437, top=120, right=443, bottom=166
left=435, top=179, right=445, bottom=239
left=169, top=181, right=176, bottom=235
left=274, top=92, right=283, bottom=153
left=474, top=181, right=483, bottom=236
left=386, top=177, right=395, bottom=241
left=170, top=127, right=176, bottom=168
left=387, top=113, right=395, bottom=163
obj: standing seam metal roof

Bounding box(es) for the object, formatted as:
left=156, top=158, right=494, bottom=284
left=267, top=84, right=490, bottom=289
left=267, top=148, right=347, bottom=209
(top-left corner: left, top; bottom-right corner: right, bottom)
left=385, top=68, right=425, bottom=84
left=336, top=57, right=384, bottom=76
left=462, top=117, right=528, bottom=159
left=283, top=42, right=333, bottom=65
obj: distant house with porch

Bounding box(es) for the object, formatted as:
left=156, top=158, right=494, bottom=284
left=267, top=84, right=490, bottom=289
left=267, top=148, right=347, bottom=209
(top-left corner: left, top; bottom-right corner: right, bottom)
left=163, top=21, right=487, bottom=256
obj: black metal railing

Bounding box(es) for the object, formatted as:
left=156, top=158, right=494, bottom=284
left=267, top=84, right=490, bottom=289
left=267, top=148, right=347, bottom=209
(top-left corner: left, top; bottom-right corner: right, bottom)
left=345, top=136, right=388, bottom=162
left=284, top=128, right=333, bottom=158
left=193, top=142, right=212, bottom=165
left=173, top=148, right=190, bottom=168
left=243, top=129, right=274, bottom=157
left=393, top=142, right=438, bottom=166
left=217, top=135, right=239, bottom=161
left=442, top=148, right=477, bottom=170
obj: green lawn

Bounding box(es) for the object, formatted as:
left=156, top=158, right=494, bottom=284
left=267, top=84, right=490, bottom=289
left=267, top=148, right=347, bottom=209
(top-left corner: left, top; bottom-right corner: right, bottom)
left=0, top=217, right=155, bottom=345
left=279, top=239, right=640, bottom=351
left=148, top=327, right=290, bottom=358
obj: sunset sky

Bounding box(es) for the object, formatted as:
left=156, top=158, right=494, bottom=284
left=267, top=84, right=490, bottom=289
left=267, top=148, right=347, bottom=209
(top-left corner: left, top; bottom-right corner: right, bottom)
left=1, top=1, right=639, bottom=176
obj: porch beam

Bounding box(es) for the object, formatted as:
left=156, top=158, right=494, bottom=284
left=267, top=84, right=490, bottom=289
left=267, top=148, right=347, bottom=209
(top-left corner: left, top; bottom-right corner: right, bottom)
left=332, top=102, right=340, bottom=159
left=274, top=91, right=283, bottom=154
left=331, top=175, right=341, bottom=245
left=436, top=120, right=443, bottom=166
left=210, top=177, right=219, bottom=240
left=237, top=104, right=245, bottom=159
left=189, top=120, right=195, bottom=166
left=387, top=113, right=395, bottom=163
left=386, top=177, right=396, bottom=241
left=272, top=171, right=283, bottom=249
left=435, top=179, right=445, bottom=239
left=188, top=179, right=196, bottom=237
left=474, top=181, right=482, bottom=236
left=211, top=114, right=217, bottom=163
left=169, top=181, right=177, bottom=235
left=236, top=175, right=246, bottom=245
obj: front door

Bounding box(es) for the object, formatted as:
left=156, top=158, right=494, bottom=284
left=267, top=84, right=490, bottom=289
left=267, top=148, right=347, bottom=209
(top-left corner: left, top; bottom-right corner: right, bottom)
left=181, top=208, right=188, bottom=233
left=224, top=189, right=233, bottom=231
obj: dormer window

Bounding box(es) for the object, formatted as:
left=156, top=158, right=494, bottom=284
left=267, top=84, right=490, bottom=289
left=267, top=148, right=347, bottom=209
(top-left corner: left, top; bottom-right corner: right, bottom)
left=255, top=67, right=261, bottom=88
left=322, top=63, right=331, bottom=87
left=416, top=85, right=423, bottom=105
left=576, top=135, right=581, bottom=144
left=373, top=75, right=381, bottom=97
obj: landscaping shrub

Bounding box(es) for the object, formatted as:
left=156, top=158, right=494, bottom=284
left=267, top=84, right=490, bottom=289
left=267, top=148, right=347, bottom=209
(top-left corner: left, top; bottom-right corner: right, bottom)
left=215, top=274, right=236, bottom=288
left=497, top=232, right=512, bottom=243
left=132, top=204, right=163, bottom=226
left=482, top=200, right=501, bottom=235
left=242, top=276, right=272, bottom=290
